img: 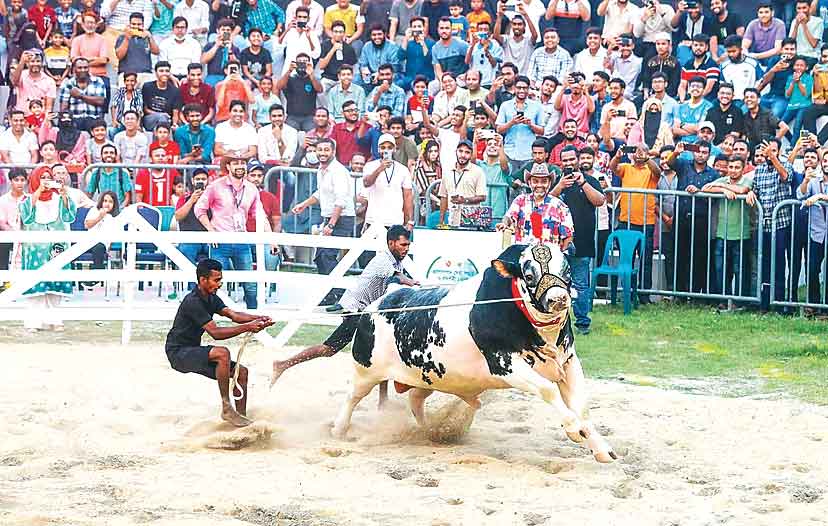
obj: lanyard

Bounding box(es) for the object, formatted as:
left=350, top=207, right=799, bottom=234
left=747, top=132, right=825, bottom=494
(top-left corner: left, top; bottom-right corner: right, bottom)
left=227, top=180, right=245, bottom=210
left=452, top=168, right=466, bottom=189
left=384, top=163, right=396, bottom=185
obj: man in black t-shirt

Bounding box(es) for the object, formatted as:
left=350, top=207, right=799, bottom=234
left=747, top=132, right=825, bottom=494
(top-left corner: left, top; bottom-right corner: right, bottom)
left=238, top=28, right=273, bottom=91
left=318, top=21, right=358, bottom=86
left=142, top=61, right=183, bottom=131
left=165, top=258, right=274, bottom=427
left=275, top=52, right=323, bottom=131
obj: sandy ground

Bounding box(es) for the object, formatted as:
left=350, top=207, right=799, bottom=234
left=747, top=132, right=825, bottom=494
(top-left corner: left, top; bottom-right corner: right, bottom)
left=1, top=342, right=827, bottom=526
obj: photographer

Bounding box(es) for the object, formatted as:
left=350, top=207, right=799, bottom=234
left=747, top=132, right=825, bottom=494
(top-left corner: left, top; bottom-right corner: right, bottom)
left=275, top=53, right=323, bottom=132
left=215, top=60, right=255, bottom=123
left=201, top=18, right=241, bottom=86
left=175, top=104, right=216, bottom=165
left=280, top=6, right=321, bottom=75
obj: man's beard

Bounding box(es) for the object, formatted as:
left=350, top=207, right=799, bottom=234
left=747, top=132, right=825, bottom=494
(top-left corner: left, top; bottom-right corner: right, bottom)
left=456, top=158, right=469, bottom=168
left=230, top=169, right=246, bottom=179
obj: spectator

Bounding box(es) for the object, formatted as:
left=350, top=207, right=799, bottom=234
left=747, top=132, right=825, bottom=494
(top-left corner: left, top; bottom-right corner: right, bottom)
left=605, top=32, right=642, bottom=100
left=466, top=20, right=503, bottom=88
left=238, top=28, right=273, bottom=91
left=11, top=49, right=55, bottom=114
left=466, top=0, right=493, bottom=35
left=386, top=116, right=418, bottom=172
left=215, top=60, right=255, bottom=122
left=159, top=17, right=203, bottom=79
left=40, top=111, right=90, bottom=169
left=357, top=24, right=402, bottom=89
left=589, top=70, right=611, bottom=132
left=745, top=138, right=794, bottom=311
left=27, top=0, right=56, bottom=47
left=574, top=27, right=608, bottom=82
left=486, top=62, right=518, bottom=111
left=673, top=76, right=713, bottom=143
left=180, top=63, right=216, bottom=124
left=796, top=151, right=828, bottom=308
left=173, top=0, right=210, bottom=44
left=291, top=138, right=356, bottom=273
left=275, top=53, right=323, bottom=131
left=366, top=63, right=407, bottom=117
left=86, top=143, right=133, bottom=204
left=802, top=46, right=828, bottom=145
left=597, top=0, right=638, bottom=45
left=413, top=139, right=443, bottom=218
left=704, top=82, right=745, bottom=141
left=70, top=13, right=110, bottom=93
left=19, top=165, right=77, bottom=332
left=326, top=65, right=366, bottom=122
left=600, top=77, right=637, bottom=140
left=431, top=71, right=469, bottom=125
left=633, top=1, right=675, bottom=61
left=431, top=17, right=469, bottom=85
left=782, top=56, right=814, bottom=138
left=113, top=110, right=149, bottom=164
left=150, top=0, right=176, bottom=51
left=707, top=0, right=745, bottom=64
left=494, top=10, right=538, bottom=76
left=447, top=0, right=468, bottom=40
left=175, top=103, right=216, bottom=165
left=361, top=133, right=415, bottom=232
left=174, top=167, right=211, bottom=285
left=285, top=0, right=323, bottom=35
left=608, top=143, right=662, bottom=303
left=743, top=87, right=789, bottom=147
left=790, top=0, right=822, bottom=64
left=420, top=0, right=448, bottom=41
left=149, top=122, right=180, bottom=163
left=670, top=0, right=707, bottom=65
left=757, top=38, right=798, bottom=118
left=86, top=120, right=110, bottom=165
left=250, top=76, right=279, bottom=127
left=304, top=108, right=333, bottom=145
left=114, top=12, right=158, bottom=84
left=644, top=71, right=678, bottom=125
left=719, top=36, right=762, bottom=103
left=466, top=70, right=497, bottom=122
left=58, top=57, right=107, bottom=131
left=495, top=75, right=545, bottom=173
left=400, top=17, right=435, bottom=91
left=638, top=34, right=680, bottom=100
left=701, top=156, right=754, bottom=300
left=142, top=61, right=182, bottom=130
left=331, top=100, right=371, bottom=165
left=326, top=0, right=363, bottom=51
left=135, top=144, right=179, bottom=205
left=743, top=3, right=786, bottom=63
left=109, top=71, right=143, bottom=136
left=82, top=190, right=118, bottom=282
left=677, top=33, right=718, bottom=102
left=39, top=141, right=60, bottom=165
left=543, top=0, right=590, bottom=56
left=245, top=0, right=286, bottom=36
left=318, top=20, right=358, bottom=92
left=258, top=103, right=299, bottom=166
left=360, top=0, right=394, bottom=35
left=201, top=18, right=241, bottom=86
left=496, top=163, right=573, bottom=247
left=476, top=134, right=510, bottom=219
left=636, top=97, right=673, bottom=153
left=527, top=27, right=573, bottom=88
left=551, top=145, right=605, bottom=333
left=54, top=0, right=80, bottom=39
left=215, top=100, right=258, bottom=160
left=245, top=160, right=282, bottom=275
left=549, top=118, right=588, bottom=164
left=437, top=140, right=488, bottom=225
left=0, top=110, right=38, bottom=166
left=389, top=0, right=422, bottom=45
left=195, top=155, right=270, bottom=309
left=0, top=169, right=28, bottom=272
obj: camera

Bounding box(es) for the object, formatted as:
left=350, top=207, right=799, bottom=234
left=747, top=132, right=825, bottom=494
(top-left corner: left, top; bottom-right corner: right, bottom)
left=194, top=181, right=205, bottom=191
left=295, top=60, right=308, bottom=76
left=297, top=20, right=307, bottom=29
left=621, top=145, right=637, bottom=154
left=228, top=65, right=239, bottom=75
left=616, top=109, right=626, bottom=117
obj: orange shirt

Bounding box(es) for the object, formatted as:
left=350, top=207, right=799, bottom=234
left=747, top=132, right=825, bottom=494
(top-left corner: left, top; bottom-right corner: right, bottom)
left=215, top=79, right=251, bottom=122
left=616, top=163, right=659, bottom=226
left=467, top=10, right=492, bottom=34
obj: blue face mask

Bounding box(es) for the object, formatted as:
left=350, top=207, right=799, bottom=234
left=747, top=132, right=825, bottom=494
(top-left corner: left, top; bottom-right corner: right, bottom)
left=305, top=152, right=318, bottom=165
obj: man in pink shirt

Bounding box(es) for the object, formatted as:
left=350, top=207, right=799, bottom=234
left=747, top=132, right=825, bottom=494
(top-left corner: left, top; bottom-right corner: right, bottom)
left=70, top=13, right=111, bottom=100
left=554, top=71, right=594, bottom=136
left=194, top=155, right=274, bottom=309
left=10, top=50, right=56, bottom=114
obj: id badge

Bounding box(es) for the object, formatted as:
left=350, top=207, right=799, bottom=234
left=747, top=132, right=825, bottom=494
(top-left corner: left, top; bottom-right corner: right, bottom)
left=233, top=211, right=245, bottom=231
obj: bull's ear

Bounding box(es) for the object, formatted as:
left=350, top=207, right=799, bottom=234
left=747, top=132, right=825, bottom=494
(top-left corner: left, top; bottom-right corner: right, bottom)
left=491, top=244, right=524, bottom=278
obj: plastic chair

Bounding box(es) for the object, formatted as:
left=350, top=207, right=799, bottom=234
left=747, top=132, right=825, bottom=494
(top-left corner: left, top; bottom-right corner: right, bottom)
left=157, top=205, right=176, bottom=232
left=589, top=230, right=645, bottom=315
left=425, top=211, right=442, bottom=229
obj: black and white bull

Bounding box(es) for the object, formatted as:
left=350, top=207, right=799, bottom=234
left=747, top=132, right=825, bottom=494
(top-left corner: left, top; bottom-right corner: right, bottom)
left=333, top=243, right=617, bottom=463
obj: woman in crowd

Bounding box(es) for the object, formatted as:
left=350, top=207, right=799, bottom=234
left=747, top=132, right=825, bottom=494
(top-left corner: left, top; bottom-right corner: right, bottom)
left=635, top=98, right=674, bottom=155
left=39, top=112, right=89, bottom=182
left=83, top=190, right=119, bottom=273
left=585, top=132, right=610, bottom=173
left=19, top=164, right=77, bottom=332
left=412, top=139, right=442, bottom=224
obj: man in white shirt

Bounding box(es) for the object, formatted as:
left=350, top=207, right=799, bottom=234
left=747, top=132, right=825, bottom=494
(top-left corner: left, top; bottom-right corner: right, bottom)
left=214, top=100, right=259, bottom=160
left=597, top=0, right=639, bottom=45
left=0, top=111, right=39, bottom=166
left=361, top=133, right=414, bottom=231
left=279, top=6, right=323, bottom=74
left=494, top=7, right=538, bottom=75
left=286, top=0, right=325, bottom=37
left=258, top=103, right=299, bottom=166
left=159, top=17, right=203, bottom=78
left=291, top=137, right=356, bottom=274
left=574, top=27, right=608, bottom=81
left=173, top=0, right=210, bottom=44
left=437, top=139, right=488, bottom=225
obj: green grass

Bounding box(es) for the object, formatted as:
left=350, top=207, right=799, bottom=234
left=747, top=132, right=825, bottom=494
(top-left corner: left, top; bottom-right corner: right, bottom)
left=3, top=304, right=826, bottom=404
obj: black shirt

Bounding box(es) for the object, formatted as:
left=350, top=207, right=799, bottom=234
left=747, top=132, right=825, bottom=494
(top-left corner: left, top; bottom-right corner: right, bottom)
left=704, top=103, right=745, bottom=141
left=283, top=75, right=318, bottom=117
left=743, top=108, right=781, bottom=148
left=556, top=173, right=603, bottom=258
left=165, top=289, right=227, bottom=350
left=639, top=55, right=681, bottom=97
left=319, top=40, right=357, bottom=81
left=239, top=46, right=273, bottom=81
left=706, top=12, right=744, bottom=44
left=141, top=81, right=182, bottom=116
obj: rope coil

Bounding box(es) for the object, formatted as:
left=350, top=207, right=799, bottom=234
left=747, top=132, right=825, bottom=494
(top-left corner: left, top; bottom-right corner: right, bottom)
left=230, top=332, right=254, bottom=401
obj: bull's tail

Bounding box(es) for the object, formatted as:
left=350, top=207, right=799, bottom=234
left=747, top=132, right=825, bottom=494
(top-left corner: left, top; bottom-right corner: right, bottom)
left=351, top=313, right=376, bottom=368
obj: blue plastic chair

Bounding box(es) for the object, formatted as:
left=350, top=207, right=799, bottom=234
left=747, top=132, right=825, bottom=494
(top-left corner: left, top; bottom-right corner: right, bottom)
left=425, top=211, right=442, bottom=229
left=157, top=205, right=176, bottom=232
left=589, top=230, right=645, bottom=315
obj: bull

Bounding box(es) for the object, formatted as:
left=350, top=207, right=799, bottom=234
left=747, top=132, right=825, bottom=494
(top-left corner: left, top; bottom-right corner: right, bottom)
left=332, top=242, right=617, bottom=463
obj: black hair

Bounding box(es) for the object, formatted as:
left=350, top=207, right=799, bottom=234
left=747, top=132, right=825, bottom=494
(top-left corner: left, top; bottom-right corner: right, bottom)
left=196, top=258, right=222, bottom=281
left=387, top=225, right=410, bottom=242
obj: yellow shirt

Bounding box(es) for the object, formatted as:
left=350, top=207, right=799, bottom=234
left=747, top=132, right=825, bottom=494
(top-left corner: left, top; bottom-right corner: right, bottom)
left=812, top=66, right=828, bottom=104
left=617, top=163, right=659, bottom=226
left=324, top=4, right=360, bottom=35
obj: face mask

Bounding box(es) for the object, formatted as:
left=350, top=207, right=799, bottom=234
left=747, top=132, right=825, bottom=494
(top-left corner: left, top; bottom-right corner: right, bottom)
left=305, top=152, right=318, bottom=165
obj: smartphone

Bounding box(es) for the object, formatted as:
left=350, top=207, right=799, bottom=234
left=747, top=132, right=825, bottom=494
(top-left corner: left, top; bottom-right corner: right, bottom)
left=800, top=129, right=810, bottom=140
left=297, top=20, right=307, bottom=29
left=381, top=150, right=393, bottom=161
left=516, top=111, right=524, bottom=119
left=228, top=65, right=239, bottom=74
left=684, top=143, right=700, bottom=153
left=194, top=181, right=205, bottom=191
left=685, top=0, right=698, bottom=7
left=616, top=109, right=626, bottom=117
left=620, top=37, right=633, bottom=46
left=621, top=145, right=637, bottom=154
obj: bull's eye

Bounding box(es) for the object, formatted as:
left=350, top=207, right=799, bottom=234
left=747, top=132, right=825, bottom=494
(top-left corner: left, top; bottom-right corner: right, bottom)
left=525, top=272, right=536, bottom=286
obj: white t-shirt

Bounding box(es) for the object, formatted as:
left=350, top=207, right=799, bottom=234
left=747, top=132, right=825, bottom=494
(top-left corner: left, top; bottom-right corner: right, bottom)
left=361, top=160, right=413, bottom=226
left=0, top=129, right=38, bottom=164
left=159, top=36, right=203, bottom=77
left=437, top=128, right=461, bottom=178
left=215, top=121, right=258, bottom=155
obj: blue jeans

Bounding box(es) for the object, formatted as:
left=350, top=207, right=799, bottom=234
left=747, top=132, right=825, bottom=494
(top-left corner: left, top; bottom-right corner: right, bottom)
left=761, top=94, right=788, bottom=119
left=714, top=238, right=747, bottom=297
left=211, top=243, right=257, bottom=309
left=178, top=242, right=210, bottom=290
left=782, top=106, right=808, bottom=140
left=570, top=256, right=592, bottom=330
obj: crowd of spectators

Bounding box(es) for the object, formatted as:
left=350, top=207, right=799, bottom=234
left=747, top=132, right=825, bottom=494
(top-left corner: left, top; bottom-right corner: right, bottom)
left=1, top=0, right=828, bottom=328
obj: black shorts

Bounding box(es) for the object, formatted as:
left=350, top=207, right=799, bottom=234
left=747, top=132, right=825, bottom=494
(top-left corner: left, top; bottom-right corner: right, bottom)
left=166, top=346, right=236, bottom=380
left=323, top=315, right=361, bottom=352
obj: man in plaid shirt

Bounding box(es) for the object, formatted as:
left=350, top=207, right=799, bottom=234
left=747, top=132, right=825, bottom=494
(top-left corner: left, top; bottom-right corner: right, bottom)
left=527, top=27, right=572, bottom=88
left=243, top=0, right=285, bottom=36
left=745, top=138, right=794, bottom=311
left=58, top=58, right=107, bottom=132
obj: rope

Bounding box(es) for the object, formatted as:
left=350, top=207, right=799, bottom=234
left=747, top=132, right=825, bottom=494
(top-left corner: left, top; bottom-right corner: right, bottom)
left=230, top=332, right=254, bottom=401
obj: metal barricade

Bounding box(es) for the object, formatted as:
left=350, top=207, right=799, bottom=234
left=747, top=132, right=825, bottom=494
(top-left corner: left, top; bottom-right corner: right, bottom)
left=79, top=162, right=219, bottom=207
left=769, top=199, right=828, bottom=311
left=423, top=180, right=514, bottom=227
left=596, top=187, right=764, bottom=305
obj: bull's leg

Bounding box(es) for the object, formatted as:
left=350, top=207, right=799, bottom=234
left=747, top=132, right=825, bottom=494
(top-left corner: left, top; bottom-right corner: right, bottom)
left=558, top=355, right=617, bottom=463
left=503, top=358, right=590, bottom=444
left=408, top=388, right=434, bottom=426
left=332, top=367, right=383, bottom=439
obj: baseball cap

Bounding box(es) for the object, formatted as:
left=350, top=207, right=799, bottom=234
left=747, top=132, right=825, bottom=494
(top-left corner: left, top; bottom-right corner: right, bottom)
left=699, top=121, right=716, bottom=133
left=247, top=159, right=265, bottom=173
left=457, top=139, right=474, bottom=151
left=378, top=133, right=396, bottom=147
left=192, top=167, right=210, bottom=177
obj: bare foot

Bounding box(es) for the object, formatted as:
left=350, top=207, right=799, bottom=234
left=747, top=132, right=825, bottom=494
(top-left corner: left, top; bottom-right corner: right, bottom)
left=269, top=360, right=288, bottom=388
left=221, top=407, right=252, bottom=427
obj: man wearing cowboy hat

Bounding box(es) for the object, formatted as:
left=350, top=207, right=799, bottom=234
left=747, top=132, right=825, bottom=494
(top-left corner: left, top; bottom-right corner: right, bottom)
left=496, top=163, right=574, bottom=249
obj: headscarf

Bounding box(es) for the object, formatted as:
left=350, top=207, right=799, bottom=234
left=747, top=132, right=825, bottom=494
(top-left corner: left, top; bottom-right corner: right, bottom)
left=29, top=165, right=55, bottom=201
left=55, top=112, right=82, bottom=155
left=640, top=98, right=663, bottom=150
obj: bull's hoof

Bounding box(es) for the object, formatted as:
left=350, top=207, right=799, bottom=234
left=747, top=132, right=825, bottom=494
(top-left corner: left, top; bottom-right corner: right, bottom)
left=564, top=426, right=589, bottom=443
left=593, top=449, right=618, bottom=463
left=330, top=425, right=349, bottom=440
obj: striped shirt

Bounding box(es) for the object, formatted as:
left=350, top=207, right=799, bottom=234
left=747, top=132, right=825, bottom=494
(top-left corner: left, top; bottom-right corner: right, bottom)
left=339, top=249, right=405, bottom=312
left=527, top=46, right=573, bottom=87
left=679, top=55, right=719, bottom=98
left=752, top=161, right=794, bottom=232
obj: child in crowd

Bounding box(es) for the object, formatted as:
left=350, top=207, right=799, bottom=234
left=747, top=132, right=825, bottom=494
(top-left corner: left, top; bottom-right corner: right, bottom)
left=86, top=120, right=110, bottom=165
left=25, top=100, right=46, bottom=130
left=54, top=0, right=79, bottom=39
left=448, top=1, right=468, bottom=40
left=150, top=123, right=181, bottom=164
left=43, top=30, right=71, bottom=83
left=172, top=175, right=185, bottom=202
left=252, top=76, right=279, bottom=128
left=467, top=0, right=492, bottom=35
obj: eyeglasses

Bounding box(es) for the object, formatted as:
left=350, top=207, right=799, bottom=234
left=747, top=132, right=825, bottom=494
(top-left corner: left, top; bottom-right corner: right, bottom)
left=343, top=107, right=358, bottom=112
left=174, top=24, right=187, bottom=29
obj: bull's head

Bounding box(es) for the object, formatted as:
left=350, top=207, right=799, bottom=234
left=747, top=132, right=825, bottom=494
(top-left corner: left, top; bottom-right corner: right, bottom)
left=492, top=243, right=571, bottom=323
